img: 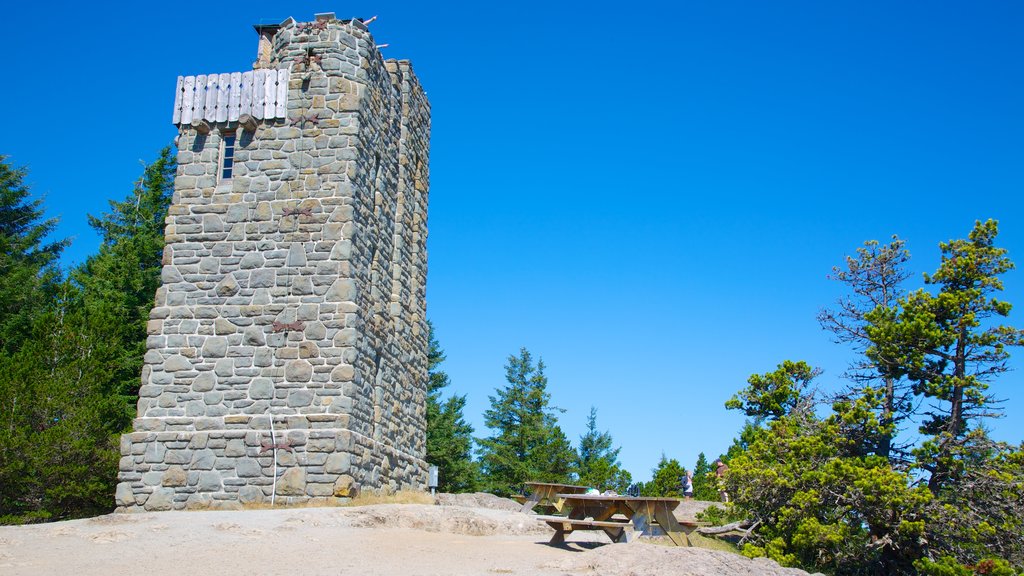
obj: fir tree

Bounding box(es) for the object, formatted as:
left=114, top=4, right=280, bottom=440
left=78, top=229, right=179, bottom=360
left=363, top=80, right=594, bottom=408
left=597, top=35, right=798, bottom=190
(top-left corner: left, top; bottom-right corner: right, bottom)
left=424, top=322, right=478, bottom=493
left=0, top=149, right=175, bottom=523
left=691, top=452, right=717, bottom=501
left=575, top=406, right=631, bottom=492
left=0, top=156, right=67, bottom=353
left=72, top=147, right=175, bottom=425
left=641, top=454, right=686, bottom=497
left=478, top=348, right=575, bottom=496
left=819, top=236, right=914, bottom=463
left=867, top=220, right=1023, bottom=492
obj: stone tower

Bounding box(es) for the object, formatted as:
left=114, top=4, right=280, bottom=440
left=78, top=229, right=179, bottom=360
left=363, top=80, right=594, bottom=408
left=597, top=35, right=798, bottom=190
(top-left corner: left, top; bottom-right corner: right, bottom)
left=115, top=13, right=430, bottom=511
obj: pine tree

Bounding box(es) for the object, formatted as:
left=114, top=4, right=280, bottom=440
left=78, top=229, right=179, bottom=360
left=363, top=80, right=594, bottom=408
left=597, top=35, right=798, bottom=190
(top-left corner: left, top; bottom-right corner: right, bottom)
left=691, top=452, right=717, bottom=501
left=642, top=454, right=686, bottom=497
left=575, top=407, right=631, bottom=492
left=72, top=147, right=175, bottom=425
left=867, top=220, right=1023, bottom=492
left=819, top=237, right=914, bottom=463
left=424, top=322, right=478, bottom=493
left=0, top=156, right=67, bottom=353
left=478, top=348, right=575, bottom=496
left=0, top=149, right=175, bottom=523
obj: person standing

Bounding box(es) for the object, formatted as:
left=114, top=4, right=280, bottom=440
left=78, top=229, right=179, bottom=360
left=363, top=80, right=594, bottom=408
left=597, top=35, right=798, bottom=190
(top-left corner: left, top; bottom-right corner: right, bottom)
left=683, top=470, right=694, bottom=500
left=714, top=459, right=729, bottom=503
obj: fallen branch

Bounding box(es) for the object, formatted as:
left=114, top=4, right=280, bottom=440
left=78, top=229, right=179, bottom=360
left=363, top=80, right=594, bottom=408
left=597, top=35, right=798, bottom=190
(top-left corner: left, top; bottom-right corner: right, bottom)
left=696, top=520, right=751, bottom=535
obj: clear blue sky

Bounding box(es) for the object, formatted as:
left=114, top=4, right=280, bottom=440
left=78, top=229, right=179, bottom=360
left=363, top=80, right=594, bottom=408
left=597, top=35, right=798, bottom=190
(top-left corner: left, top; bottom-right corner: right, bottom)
left=1, top=1, right=1022, bottom=481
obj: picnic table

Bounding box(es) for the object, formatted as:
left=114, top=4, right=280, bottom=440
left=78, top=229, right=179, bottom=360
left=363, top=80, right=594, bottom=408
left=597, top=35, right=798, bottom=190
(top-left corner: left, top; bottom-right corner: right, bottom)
left=516, top=482, right=590, bottom=514
left=535, top=493, right=695, bottom=547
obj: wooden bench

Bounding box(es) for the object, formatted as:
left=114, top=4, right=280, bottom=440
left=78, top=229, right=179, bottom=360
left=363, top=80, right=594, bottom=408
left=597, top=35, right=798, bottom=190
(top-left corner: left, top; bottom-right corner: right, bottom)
left=535, top=514, right=633, bottom=544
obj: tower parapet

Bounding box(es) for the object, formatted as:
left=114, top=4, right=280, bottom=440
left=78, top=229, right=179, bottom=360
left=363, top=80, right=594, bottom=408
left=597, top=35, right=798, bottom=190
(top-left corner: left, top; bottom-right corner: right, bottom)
left=116, top=13, right=430, bottom=511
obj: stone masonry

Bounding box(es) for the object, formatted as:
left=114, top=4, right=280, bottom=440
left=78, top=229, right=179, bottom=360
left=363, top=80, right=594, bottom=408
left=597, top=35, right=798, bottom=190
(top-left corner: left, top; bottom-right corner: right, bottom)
left=116, top=14, right=430, bottom=511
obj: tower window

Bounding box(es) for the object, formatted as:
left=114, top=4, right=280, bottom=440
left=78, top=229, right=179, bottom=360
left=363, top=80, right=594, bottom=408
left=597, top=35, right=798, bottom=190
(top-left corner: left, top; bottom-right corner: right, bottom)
left=220, top=133, right=237, bottom=181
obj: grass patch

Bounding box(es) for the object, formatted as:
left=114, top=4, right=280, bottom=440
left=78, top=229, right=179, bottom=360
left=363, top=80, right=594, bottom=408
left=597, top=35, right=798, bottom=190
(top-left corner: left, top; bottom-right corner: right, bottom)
left=688, top=531, right=741, bottom=554
left=343, top=489, right=435, bottom=507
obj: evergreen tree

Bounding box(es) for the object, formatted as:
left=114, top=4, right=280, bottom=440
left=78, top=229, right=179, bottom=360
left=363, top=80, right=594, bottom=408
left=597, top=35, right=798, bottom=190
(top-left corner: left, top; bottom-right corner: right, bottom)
left=725, top=408, right=932, bottom=574
left=819, top=237, right=914, bottom=463
left=424, top=322, right=478, bottom=493
left=72, top=147, right=175, bottom=423
left=720, top=222, right=1024, bottom=574
left=691, top=452, right=717, bottom=501
left=0, top=149, right=175, bottom=523
left=867, top=220, right=1023, bottom=492
left=725, top=360, right=820, bottom=421
left=0, top=156, right=67, bottom=353
left=0, top=299, right=123, bottom=523
left=575, top=407, right=631, bottom=492
left=478, top=348, right=575, bottom=496
left=641, top=454, right=685, bottom=497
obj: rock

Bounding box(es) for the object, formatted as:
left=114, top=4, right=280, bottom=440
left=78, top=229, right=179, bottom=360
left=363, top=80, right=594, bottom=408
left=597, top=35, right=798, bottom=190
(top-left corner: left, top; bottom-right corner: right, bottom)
left=238, top=485, right=264, bottom=504
left=164, top=354, right=193, bottom=372
left=144, top=488, right=175, bottom=511
left=324, top=452, right=350, bottom=474
left=197, top=471, right=222, bottom=492
left=333, top=474, right=359, bottom=497
left=191, top=449, right=216, bottom=470
left=225, top=439, right=246, bottom=457
left=249, top=377, right=274, bottom=399
left=163, top=466, right=187, bottom=487
left=287, top=243, right=307, bottom=266
left=202, top=337, right=228, bottom=358
left=324, top=278, right=356, bottom=302
left=276, top=467, right=307, bottom=496
left=193, top=371, right=216, bottom=392
left=331, top=364, right=355, bottom=381
left=235, top=459, right=262, bottom=478
left=216, top=274, right=239, bottom=296
left=115, top=482, right=136, bottom=506
left=287, top=389, right=314, bottom=407
left=285, top=360, right=313, bottom=382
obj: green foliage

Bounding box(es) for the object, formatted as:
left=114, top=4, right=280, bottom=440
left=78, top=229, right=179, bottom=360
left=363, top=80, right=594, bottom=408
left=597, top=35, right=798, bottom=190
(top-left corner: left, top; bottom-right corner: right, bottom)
left=424, top=322, right=479, bottom=493
left=916, top=556, right=1019, bottom=576
left=641, top=454, right=685, bottom=497
left=726, top=411, right=932, bottom=574
left=0, top=150, right=173, bottom=524
left=691, top=452, right=718, bottom=501
left=0, top=289, right=124, bottom=523
left=71, top=147, right=176, bottom=426
left=0, top=156, right=67, bottom=353
left=726, top=360, right=819, bottom=421
left=575, top=407, right=632, bottom=492
left=722, top=221, right=1024, bottom=574
left=919, top=435, right=1024, bottom=570
left=867, top=220, right=1022, bottom=492
left=819, top=236, right=914, bottom=463
left=477, top=348, right=575, bottom=496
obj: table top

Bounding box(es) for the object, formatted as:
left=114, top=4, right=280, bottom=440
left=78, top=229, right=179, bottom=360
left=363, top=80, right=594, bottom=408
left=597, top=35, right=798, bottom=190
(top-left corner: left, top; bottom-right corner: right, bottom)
left=557, top=493, right=682, bottom=503
left=524, top=482, right=588, bottom=490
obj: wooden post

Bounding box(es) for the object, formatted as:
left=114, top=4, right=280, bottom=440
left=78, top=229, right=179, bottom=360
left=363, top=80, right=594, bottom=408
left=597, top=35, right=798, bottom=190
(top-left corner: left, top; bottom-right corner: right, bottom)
left=191, top=119, right=211, bottom=135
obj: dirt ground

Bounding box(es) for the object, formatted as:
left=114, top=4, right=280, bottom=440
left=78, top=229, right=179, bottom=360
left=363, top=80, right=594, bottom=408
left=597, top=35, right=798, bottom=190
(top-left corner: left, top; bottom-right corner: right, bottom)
left=0, top=498, right=814, bottom=576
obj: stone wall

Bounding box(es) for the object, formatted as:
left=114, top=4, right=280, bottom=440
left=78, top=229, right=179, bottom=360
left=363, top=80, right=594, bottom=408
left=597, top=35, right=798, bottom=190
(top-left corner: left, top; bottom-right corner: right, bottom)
left=116, top=15, right=430, bottom=511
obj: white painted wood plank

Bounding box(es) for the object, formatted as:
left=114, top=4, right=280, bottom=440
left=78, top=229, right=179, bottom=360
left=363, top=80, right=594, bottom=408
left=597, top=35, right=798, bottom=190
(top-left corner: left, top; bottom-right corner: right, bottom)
left=205, top=75, right=218, bottom=122
left=263, top=69, right=276, bottom=119
left=216, top=73, right=229, bottom=122
left=192, top=75, right=206, bottom=124
left=228, top=72, right=242, bottom=121
left=275, top=68, right=289, bottom=118
left=240, top=71, right=253, bottom=118
left=181, top=76, right=195, bottom=124
left=252, top=70, right=265, bottom=120
left=172, top=76, right=184, bottom=124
